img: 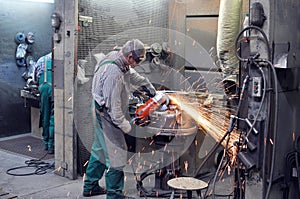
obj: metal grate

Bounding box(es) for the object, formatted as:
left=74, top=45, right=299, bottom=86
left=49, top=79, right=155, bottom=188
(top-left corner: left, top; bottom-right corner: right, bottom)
left=75, top=0, right=170, bottom=160
left=0, top=135, right=53, bottom=160
left=78, top=0, right=168, bottom=59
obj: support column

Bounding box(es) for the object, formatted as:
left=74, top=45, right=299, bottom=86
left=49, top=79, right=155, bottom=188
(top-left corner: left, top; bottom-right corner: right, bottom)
left=53, top=0, right=78, bottom=179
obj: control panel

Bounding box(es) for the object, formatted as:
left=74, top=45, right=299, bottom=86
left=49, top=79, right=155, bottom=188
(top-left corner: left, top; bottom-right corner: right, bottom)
left=252, top=77, right=262, bottom=97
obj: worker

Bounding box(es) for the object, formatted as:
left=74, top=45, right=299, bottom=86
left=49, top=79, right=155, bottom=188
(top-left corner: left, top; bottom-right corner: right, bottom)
left=83, top=39, right=156, bottom=198
left=34, top=52, right=54, bottom=154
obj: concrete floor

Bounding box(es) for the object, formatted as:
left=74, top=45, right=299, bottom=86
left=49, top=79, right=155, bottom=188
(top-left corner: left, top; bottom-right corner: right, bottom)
left=0, top=148, right=93, bottom=199
left=0, top=139, right=234, bottom=199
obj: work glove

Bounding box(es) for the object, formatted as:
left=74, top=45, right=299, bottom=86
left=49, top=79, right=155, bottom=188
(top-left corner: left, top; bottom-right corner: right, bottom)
left=141, top=85, right=156, bottom=98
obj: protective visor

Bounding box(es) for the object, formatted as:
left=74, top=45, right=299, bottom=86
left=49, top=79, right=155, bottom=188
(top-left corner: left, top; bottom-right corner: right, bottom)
left=130, top=40, right=146, bottom=64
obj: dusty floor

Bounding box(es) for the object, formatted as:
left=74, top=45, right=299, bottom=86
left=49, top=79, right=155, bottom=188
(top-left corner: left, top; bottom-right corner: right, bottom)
left=0, top=134, right=234, bottom=199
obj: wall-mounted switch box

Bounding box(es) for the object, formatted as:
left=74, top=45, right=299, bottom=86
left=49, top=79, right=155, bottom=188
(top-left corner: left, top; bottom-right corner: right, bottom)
left=252, top=76, right=262, bottom=97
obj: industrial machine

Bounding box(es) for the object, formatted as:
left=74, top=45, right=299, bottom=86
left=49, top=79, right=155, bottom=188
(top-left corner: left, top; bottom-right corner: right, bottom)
left=131, top=1, right=300, bottom=199
left=228, top=1, right=300, bottom=199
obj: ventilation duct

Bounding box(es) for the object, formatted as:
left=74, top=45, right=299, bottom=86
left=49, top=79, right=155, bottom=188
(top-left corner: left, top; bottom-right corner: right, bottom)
left=216, top=0, right=243, bottom=83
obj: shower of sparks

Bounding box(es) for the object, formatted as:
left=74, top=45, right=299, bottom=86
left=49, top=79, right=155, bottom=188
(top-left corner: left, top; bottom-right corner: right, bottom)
left=168, top=94, right=240, bottom=158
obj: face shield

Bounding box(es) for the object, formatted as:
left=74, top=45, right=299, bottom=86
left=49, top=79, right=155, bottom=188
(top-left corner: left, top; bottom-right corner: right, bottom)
left=130, top=40, right=146, bottom=65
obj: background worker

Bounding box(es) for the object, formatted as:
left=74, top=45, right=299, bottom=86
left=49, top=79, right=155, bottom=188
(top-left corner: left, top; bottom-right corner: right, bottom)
left=34, top=52, right=54, bottom=154
left=83, top=39, right=156, bottom=198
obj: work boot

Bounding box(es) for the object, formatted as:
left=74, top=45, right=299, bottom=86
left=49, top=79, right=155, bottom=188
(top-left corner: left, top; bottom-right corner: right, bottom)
left=83, top=186, right=106, bottom=197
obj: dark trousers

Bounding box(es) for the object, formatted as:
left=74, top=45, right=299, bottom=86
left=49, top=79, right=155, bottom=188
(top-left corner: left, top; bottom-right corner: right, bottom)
left=83, top=101, right=126, bottom=199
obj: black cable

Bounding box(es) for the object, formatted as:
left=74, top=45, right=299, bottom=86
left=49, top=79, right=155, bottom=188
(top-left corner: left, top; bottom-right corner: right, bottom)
left=295, top=150, right=300, bottom=196
left=234, top=25, right=271, bottom=62
left=238, top=164, right=243, bottom=199
left=131, top=158, right=177, bottom=198
left=283, top=136, right=300, bottom=198
left=212, top=127, right=233, bottom=199
left=203, top=172, right=218, bottom=198
left=6, top=152, right=54, bottom=176
left=263, top=60, right=278, bottom=199
left=212, top=148, right=226, bottom=199
left=295, top=136, right=300, bottom=196
left=203, top=156, right=233, bottom=199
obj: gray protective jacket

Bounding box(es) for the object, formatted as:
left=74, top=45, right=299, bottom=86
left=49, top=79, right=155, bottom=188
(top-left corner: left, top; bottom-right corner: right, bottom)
left=92, top=51, right=155, bottom=133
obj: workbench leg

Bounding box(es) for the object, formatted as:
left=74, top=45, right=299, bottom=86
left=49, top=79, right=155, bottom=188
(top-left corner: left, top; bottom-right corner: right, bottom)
left=196, top=189, right=202, bottom=199
left=187, top=190, right=192, bottom=199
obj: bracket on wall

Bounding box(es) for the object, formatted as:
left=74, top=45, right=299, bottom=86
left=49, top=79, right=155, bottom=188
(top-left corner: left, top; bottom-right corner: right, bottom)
left=79, top=15, right=93, bottom=27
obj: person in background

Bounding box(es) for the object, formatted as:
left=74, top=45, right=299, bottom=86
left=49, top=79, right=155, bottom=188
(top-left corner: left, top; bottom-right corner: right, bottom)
left=34, top=52, right=54, bottom=154
left=83, top=39, right=156, bottom=198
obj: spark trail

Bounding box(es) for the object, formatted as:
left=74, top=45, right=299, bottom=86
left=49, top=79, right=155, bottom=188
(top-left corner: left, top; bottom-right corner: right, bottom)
left=168, top=94, right=240, bottom=149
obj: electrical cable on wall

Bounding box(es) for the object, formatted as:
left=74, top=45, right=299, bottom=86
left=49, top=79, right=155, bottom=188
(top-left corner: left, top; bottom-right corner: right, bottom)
left=263, top=59, right=278, bottom=199
left=234, top=25, right=271, bottom=62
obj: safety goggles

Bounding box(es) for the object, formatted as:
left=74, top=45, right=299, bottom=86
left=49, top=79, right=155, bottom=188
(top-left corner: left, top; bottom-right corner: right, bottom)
left=130, top=40, right=146, bottom=64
